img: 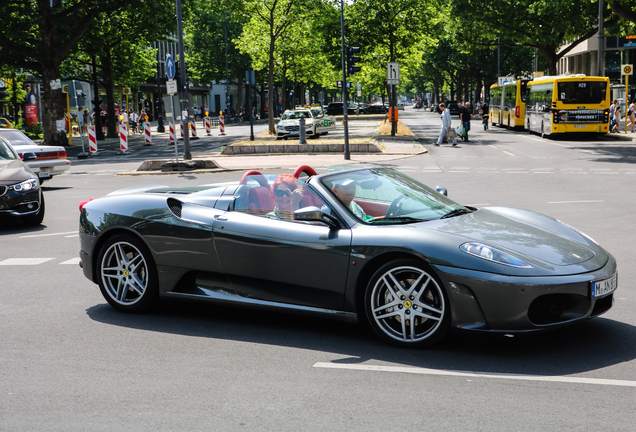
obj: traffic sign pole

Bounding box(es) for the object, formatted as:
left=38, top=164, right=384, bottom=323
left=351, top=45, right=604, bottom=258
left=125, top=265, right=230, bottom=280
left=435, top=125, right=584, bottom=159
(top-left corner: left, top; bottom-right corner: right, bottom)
left=622, top=64, right=632, bottom=134
left=339, top=0, right=350, bottom=160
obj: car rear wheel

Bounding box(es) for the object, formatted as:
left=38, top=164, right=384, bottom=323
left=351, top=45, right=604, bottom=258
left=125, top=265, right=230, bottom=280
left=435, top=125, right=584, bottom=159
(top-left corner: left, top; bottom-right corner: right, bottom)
left=97, top=234, right=159, bottom=313
left=365, top=259, right=450, bottom=348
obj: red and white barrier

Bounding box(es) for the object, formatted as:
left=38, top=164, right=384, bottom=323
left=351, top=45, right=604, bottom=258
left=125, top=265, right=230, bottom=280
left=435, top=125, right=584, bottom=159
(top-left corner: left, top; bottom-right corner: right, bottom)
left=119, top=123, right=129, bottom=153
left=219, top=115, right=226, bottom=135
left=179, top=122, right=184, bottom=139
left=88, top=126, right=98, bottom=153
left=190, top=119, right=198, bottom=139
left=169, top=122, right=175, bottom=143
left=144, top=123, right=152, bottom=145
left=205, top=116, right=211, bottom=135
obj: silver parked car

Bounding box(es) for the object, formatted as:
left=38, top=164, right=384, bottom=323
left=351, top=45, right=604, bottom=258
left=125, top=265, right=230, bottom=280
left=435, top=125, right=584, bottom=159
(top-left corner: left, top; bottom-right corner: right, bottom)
left=0, top=129, right=70, bottom=182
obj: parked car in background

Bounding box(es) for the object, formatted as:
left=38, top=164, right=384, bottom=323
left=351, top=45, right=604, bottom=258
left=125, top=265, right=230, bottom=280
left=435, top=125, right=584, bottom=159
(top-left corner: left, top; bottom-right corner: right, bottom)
left=0, top=137, right=45, bottom=225
left=397, top=103, right=405, bottom=110
left=0, top=117, right=14, bottom=128
left=325, top=102, right=356, bottom=115
left=363, top=104, right=388, bottom=114
left=276, top=107, right=336, bottom=139
left=0, top=129, right=70, bottom=182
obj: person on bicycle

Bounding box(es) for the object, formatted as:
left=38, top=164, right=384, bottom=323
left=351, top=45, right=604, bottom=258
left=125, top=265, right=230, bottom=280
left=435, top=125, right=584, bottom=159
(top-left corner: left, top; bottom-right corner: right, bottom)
left=481, top=101, right=489, bottom=130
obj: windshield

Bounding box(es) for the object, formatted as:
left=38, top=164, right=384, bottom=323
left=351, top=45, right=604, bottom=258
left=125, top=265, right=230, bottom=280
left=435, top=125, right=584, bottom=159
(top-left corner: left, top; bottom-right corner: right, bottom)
left=0, top=129, right=35, bottom=146
left=281, top=111, right=312, bottom=120
left=0, top=140, right=17, bottom=160
left=320, top=168, right=469, bottom=224
left=558, top=81, right=607, bottom=105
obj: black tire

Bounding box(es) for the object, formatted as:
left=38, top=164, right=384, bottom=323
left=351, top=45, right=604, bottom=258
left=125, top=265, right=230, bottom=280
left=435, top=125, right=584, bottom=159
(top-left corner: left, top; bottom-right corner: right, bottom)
left=24, top=192, right=45, bottom=226
left=364, top=259, right=450, bottom=348
left=96, top=233, right=159, bottom=313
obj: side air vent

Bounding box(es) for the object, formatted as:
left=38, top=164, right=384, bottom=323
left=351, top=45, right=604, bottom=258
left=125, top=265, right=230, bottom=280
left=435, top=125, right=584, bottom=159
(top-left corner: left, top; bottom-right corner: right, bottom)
left=167, top=198, right=182, bottom=218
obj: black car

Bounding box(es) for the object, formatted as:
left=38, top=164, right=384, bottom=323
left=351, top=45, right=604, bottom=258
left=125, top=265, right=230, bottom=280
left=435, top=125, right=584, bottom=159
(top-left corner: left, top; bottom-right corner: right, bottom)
left=0, top=137, right=45, bottom=225
left=435, top=101, right=461, bottom=117
left=326, top=102, right=356, bottom=115
left=363, top=104, right=388, bottom=114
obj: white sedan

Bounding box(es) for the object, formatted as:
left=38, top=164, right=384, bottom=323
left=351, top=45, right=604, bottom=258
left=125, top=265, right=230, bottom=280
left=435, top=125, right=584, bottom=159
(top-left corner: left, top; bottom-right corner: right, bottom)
left=0, top=129, right=71, bottom=182
left=276, top=108, right=336, bottom=139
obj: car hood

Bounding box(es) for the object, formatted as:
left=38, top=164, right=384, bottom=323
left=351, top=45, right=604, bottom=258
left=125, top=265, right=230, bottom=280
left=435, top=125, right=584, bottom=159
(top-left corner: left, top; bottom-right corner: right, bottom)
left=0, top=159, right=33, bottom=184
left=435, top=207, right=597, bottom=267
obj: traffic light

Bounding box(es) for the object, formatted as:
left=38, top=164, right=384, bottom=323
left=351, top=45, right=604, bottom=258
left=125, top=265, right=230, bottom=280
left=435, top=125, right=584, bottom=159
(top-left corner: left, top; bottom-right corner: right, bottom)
left=347, top=46, right=361, bottom=76
left=174, top=61, right=181, bottom=86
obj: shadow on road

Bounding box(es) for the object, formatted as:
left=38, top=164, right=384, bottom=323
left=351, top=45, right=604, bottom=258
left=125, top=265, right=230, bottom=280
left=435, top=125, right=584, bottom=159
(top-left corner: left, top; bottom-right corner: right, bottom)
left=86, top=299, right=635, bottom=377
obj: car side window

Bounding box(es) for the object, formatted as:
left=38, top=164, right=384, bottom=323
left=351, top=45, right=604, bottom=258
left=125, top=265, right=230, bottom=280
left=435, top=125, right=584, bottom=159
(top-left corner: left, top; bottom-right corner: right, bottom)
left=0, top=142, right=16, bottom=160
left=233, top=177, right=328, bottom=224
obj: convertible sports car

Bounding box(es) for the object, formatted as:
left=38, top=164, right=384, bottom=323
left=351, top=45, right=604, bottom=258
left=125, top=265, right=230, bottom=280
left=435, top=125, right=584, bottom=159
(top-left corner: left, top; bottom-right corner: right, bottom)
left=79, top=166, right=617, bottom=347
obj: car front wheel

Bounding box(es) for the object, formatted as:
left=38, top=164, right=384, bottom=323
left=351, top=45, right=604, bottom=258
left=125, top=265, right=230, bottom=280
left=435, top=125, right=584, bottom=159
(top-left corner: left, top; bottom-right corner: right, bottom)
left=97, top=234, right=159, bottom=313
left=365, top=259, right=450, bottom=347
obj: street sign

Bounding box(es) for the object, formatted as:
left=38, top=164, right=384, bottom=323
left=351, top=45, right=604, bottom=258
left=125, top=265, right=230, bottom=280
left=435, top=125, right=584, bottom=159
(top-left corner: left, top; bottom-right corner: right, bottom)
left=166, top=55, right=176, bottom=80
left=61, top=84, right=68, bottom=93
left=337, top=80, right=343, bottom=89
left=122, top=87, right=131, bottom=95
left=387, top=62, right=399, bottom=85
left=621, top=64, right=633, bottom=75
left=167, top=79, right=177, bottom=95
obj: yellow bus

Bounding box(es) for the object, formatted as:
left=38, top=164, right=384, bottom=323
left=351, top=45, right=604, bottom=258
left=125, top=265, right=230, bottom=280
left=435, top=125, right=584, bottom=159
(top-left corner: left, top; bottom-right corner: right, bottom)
left=490, top=80, right=530, bottom=129
left=489, top=84, right=503, bottom=126
left=501, top=79, right=530, bottom=129
left=525, top=75, right=610, bottom=137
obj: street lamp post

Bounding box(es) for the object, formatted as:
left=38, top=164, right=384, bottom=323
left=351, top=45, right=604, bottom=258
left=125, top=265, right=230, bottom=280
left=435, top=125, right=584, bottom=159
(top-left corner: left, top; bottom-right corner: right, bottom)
left=224, top=11, right=231, bottom=120
left=91, top=55, right=104, bottom=140
left=177, top=0, right=191, bottom=159
left=340, top=0, right=350, bottom=160
left=597, top=0, right=605, bottom=76
left=156, top=53, right=165, bottom=133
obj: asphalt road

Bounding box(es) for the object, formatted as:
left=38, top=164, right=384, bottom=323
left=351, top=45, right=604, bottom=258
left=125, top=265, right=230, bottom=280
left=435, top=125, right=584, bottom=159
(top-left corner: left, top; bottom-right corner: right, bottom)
left=1, top=109, right=635, bottom=431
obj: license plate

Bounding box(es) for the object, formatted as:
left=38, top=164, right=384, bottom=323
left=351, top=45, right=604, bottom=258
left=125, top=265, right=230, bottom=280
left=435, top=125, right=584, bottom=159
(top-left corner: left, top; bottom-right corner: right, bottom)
left=38, top=167, right=51, bottom=178
left=592, top=273, right=617, bottom=298
left=574, top=125, right=587, bottom=129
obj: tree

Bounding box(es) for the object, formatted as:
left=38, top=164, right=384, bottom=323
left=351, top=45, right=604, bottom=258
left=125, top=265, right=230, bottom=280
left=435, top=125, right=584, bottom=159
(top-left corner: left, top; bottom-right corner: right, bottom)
left=0, top=0, right=136, bottom=146
left=239, top=0, right=301, bottom=134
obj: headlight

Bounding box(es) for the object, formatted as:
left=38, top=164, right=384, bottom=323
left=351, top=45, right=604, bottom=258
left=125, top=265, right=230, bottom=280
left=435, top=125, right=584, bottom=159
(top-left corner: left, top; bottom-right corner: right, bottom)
left=277, top=125, right=284, bottom=130
left=460, top=242, right=532, bottom=268
left=11, top=178, right=39, bottom=192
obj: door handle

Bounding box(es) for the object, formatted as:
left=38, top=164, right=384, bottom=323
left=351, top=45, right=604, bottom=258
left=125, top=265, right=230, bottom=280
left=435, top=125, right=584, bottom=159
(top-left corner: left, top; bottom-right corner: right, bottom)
left=214, top=215, right=228, bottom=221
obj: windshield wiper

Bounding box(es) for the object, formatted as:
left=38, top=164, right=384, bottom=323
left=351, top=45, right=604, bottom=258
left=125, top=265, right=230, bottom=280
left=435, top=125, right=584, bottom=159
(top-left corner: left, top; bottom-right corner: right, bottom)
left=376, top=216, right=425, bottom=223
left=440, top=208, right=473, bottom=219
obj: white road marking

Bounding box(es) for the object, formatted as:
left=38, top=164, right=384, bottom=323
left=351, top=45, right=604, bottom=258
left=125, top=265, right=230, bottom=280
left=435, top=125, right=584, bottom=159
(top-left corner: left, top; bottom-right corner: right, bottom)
left=489, top=145, right=497, bottom=148
left=312, top=362, right=636, bottom=388
left=20, top=231, right=77, bottom=239
left=503, top=151, right=516, bottom=156
left=65, top=234, right=79, bottom=238
left=0, top=258, right=54, bottom=265
left=547, top=200, right=605, bottom=204
left=60, top=258, right=81, bottom=265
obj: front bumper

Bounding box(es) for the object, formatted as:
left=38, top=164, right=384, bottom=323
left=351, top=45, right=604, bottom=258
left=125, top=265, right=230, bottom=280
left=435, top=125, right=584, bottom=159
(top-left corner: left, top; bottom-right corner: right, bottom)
left=434, top=256, right=617, bottom=333
left=0, top=188, right=41, bottom=218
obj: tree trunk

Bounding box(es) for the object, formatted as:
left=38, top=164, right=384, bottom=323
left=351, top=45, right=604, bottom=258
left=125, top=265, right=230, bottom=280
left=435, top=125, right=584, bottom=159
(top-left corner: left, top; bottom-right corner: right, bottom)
left=268, top=35, right=276, bottom=134
left=100, top=49, right=118, bottom=139
left=41, top=65, right=69, bottom=146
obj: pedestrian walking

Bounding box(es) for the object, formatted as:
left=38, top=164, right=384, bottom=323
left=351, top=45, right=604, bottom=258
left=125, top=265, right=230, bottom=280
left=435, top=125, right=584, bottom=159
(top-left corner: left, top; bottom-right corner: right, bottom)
left=435, top=103, right=457, bottom=147
left=459, top=102, right=471, bottom=142
left=611, top=105, right=622, bottom=133
left=627, top=100, right=636, bottom=133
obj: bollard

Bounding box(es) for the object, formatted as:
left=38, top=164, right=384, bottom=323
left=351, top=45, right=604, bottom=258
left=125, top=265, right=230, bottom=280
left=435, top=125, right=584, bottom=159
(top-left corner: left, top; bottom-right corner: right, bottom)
left=117, top=123, right=130, bottom=154
left=205, top=116, right=211, bottom=136
left=299, top=114, right=307, bottom=144
left=169, top=122, right=176, bottom=144
left=88, top=126, right=99, bottom=154
left=190, top=119, right=199, bottom=139
left=144, top=123, right=152, bottom=146
left=219, top=115, right=226, bottom=135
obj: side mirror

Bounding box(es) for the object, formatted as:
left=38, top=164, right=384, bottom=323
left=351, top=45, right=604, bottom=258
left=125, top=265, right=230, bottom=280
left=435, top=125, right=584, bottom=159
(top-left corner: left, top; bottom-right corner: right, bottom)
left=293, top=206, right=339, bottom=228
left=22, top=152, right=37, bottom=162
left=436, top=186, right=448, bottom=196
